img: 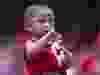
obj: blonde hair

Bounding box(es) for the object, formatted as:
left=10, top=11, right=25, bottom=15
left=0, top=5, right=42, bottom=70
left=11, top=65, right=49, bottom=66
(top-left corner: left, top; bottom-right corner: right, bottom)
left=24, top=5, right=53, bottom=16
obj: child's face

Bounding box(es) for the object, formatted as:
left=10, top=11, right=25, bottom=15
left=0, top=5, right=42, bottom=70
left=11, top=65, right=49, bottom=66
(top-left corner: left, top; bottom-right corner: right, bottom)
left=32, top=16, right=49, bottom=34
left=24, top=15, right=50, bottom=36
left=24, top=7, right=54, bottom=36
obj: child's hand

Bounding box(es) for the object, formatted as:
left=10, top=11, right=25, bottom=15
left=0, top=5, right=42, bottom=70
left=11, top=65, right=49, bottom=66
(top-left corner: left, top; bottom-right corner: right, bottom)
left=47, top=32, right=63, bottom=44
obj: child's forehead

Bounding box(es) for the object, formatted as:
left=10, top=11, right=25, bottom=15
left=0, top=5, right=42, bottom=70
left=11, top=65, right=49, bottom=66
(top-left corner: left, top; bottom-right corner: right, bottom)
left=32, top=14, right=54, bottom=18
left=25, top=15, right=53, bottom=22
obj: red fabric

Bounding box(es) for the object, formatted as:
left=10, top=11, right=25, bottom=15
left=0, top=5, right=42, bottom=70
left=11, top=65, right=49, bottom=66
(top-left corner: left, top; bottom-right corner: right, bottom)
left=25, top=48, right=64, bottom=75
left=31, top=48, right=56, bottom=64
left=20, top=32, right=64, bottom=74
left=16, top=32, right=32, bottom=48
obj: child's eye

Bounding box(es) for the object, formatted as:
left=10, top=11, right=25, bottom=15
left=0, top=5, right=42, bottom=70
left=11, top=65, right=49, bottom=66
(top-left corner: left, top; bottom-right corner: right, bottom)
left=38, top=19, right=47, bottom=23
left=32, top=16, right=49, bottom=23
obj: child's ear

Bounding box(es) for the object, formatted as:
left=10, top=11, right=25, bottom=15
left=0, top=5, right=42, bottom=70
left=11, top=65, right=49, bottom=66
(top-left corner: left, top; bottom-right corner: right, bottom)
left=24, top=27, right=32, bottom=32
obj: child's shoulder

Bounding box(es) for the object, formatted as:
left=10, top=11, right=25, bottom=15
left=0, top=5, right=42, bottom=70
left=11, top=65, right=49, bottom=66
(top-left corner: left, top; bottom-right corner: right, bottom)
left=16, top=31, right=32, bottom=40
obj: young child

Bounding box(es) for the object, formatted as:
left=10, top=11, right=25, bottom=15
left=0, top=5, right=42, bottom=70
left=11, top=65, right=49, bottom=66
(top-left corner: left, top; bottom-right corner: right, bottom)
left=24, top=5, right=72, bottom=75
left=24, top=5, right=64, bottom=75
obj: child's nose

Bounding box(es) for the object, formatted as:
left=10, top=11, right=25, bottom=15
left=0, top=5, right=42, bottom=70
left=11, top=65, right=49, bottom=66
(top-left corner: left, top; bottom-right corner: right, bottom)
left=43, top=22, right=49, bottom=27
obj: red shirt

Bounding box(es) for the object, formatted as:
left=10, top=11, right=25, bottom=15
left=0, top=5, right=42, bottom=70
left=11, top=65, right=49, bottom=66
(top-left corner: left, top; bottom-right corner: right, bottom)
left=25, top=48, right=64, bottom=75
left=17, top=32, right=64, bottom=75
